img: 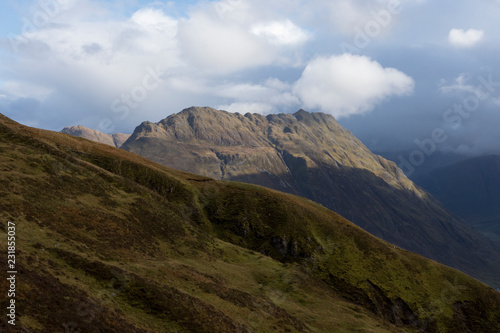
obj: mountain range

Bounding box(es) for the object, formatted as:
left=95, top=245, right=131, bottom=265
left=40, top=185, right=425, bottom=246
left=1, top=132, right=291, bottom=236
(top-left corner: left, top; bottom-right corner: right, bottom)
left=87, top=106, right=500, bottom=289
left=2, top=113, right=500, bottom=332
left=412, top=155, right=500, bottom=244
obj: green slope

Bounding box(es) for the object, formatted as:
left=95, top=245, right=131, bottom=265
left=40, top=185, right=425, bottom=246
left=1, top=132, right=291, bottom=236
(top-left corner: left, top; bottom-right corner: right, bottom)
left=1, top=114, right=500, bottom=333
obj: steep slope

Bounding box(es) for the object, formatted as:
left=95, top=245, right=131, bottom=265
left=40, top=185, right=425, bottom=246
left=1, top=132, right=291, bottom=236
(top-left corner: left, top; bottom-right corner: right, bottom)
left=61, top=125, right=130, bottom=148
left=1, top=114, right=500, bottom=332
left=413, top=155, right=500, bottom=243
left=377, top=150, right=470, bottom=178
left=121, top=107, right=500, bottom=288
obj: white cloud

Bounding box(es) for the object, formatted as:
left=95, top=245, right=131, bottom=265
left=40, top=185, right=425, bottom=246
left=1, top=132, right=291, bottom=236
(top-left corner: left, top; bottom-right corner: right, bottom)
left=177, top=11, right=273, bottom=73
left=218, top=102, right=274, bottom=114
left=131, top=8, right=172, bottom=27
left=319, top=0, right=403, bottom=36
left=448, top=28, right=484, bottom=48
left=251, top=20, right=310, bottom=45
left=7, top=2, right=180, bottom=94
left=177, top=2, right=309, bottom=73
left=322, top=0, right=376, bottom=34
left=214, top=78, right=299, bottom=113
left=293, top=54, right=414, bottom=117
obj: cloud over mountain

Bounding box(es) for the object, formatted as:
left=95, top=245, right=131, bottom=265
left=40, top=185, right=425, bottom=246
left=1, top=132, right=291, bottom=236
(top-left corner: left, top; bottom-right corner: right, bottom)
left=1, top=0, right=500, bottom=156
left=294, top=54, right=414, bottom=117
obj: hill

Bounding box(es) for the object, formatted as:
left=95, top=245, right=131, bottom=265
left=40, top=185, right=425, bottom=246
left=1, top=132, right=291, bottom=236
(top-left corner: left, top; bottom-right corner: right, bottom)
left=1, top=113, right=500, bottom=332
left=119, top=106, right=500, bottom=288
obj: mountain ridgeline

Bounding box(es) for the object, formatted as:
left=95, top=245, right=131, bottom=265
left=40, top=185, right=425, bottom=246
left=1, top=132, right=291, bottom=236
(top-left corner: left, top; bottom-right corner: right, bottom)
left=62, top=125, right=130, bottom=148
left=3, top=113, right=500, bottom=332
left=118, top=107, right=500, bottom=288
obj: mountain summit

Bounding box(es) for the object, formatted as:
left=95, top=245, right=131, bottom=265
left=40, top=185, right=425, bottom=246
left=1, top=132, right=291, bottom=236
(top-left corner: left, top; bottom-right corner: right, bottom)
left=120, top=107, right=500, bottom=288
left=123, top=107, right=421, bottom=192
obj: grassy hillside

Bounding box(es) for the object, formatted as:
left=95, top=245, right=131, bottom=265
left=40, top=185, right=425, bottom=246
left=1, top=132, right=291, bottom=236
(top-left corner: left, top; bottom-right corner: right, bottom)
left=119, top=107, right=500, bottom=288
left=1, top=114, right=500, bottom=332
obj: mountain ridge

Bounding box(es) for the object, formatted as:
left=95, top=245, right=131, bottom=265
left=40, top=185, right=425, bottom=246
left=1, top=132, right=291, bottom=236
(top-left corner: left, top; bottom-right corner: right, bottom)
left=118, top=106, right=500, bottom=288
left=125, top=107, right=421, bottom=192
left=61, top=125, right=130, bottom=148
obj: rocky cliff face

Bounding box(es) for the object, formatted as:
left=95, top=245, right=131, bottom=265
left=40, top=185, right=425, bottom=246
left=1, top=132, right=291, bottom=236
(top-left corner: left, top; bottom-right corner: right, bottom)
left=121, top=107, right=500, bottom=288
left=61, top=125, right=130, bottom=148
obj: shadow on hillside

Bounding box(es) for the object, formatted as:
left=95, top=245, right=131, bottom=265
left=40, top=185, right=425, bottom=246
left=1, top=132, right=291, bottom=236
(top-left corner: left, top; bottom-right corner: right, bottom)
left=226, top=164, right=500, bottom=288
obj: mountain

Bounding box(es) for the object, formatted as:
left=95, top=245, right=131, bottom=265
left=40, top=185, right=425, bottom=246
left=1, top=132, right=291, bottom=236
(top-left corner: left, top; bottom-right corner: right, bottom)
left=2, top=114, right=500, bottom=332
left=413, top=155, right=500, bottom=243
left=120, top=106, right=500, bottom=289
left=376, top=150, right=470, bottom=178
left=61, top=125, right=130, bottom=148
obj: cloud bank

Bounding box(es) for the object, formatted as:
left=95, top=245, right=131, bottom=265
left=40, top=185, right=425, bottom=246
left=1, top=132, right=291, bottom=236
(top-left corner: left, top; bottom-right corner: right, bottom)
left=0, top=0, right=415, bottom=131
left=1, top=0, right=500, bottom=157
left=294, top=54, right=414, bottom=117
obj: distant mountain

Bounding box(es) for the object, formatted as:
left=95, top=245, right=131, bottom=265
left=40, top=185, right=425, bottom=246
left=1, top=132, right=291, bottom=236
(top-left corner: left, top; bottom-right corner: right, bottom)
left=2, top=113, right=500, bottom=332
left=61, top=125, right=130, bottom=148
left=413, top=155, right=500, bottom=243
left=119, top=106, right=500, bottom=288
left=376, top=150, right=470, bottom=177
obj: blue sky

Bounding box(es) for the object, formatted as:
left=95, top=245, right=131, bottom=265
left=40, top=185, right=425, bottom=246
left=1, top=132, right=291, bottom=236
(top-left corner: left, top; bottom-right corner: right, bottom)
left=1, top=0, right=499, bottom=163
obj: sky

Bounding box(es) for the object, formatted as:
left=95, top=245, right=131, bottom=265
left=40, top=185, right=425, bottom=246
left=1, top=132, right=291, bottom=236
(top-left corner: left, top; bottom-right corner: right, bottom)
left=1, top=0, right=500, bottom=168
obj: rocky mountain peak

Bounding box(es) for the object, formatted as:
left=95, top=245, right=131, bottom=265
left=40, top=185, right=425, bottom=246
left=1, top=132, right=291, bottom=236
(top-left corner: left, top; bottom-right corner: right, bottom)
left=61, top=125, right=130, bottom=148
